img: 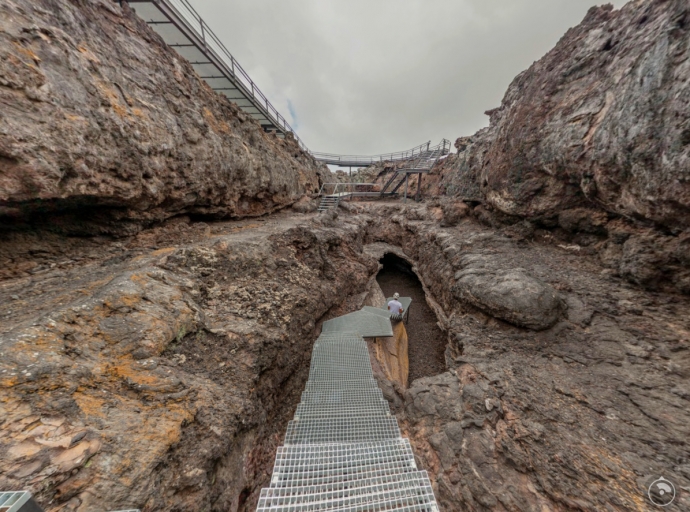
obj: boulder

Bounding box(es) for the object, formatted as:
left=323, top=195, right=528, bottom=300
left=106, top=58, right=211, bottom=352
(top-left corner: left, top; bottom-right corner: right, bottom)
left=291, top=196, right=317, bottom=213
left=440, top=201, right=470, bottom=227
left=618, top=234, right=670, bottom=288
left=558, top=208, right=608, bottom=234
left=453, top=268, right=563, bottom=330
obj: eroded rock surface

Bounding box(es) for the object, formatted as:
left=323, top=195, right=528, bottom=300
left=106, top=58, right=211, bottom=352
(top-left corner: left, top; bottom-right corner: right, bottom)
left=0, top=212, right=377, bottom=511
left=3, top=203, right=688, bottom=511
left=453, top=267, right=563, bottom=330
left=482, top=1, right=689, bottom=227
left=432, top=0, right=690, bottom=294
left=0, top=0, right=324, bottom=234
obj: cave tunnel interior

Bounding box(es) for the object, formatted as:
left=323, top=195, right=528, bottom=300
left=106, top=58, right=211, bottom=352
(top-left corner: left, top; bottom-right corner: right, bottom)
left=376, top=253, right=447, bottom=382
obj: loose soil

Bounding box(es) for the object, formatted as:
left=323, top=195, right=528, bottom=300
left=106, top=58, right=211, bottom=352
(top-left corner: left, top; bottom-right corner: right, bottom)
left=376, top=253, right=446, bottom=383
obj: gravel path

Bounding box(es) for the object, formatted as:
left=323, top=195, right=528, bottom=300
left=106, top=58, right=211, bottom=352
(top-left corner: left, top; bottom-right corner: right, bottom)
left=376, top=262, right=447, bottom=383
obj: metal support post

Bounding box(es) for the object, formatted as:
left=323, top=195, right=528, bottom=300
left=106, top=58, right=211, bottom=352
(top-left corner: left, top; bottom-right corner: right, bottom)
left=403, top=173, right=409, bottom=203
left=416, top=173, right=422, bottom=202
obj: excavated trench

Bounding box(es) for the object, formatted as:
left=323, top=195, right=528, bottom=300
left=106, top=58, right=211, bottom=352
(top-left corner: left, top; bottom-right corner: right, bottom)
left=232, top=250, right=449, bottom=510
left=4, top=208, right=690, bottom=511
left=376, top=253, right=447, bottom=383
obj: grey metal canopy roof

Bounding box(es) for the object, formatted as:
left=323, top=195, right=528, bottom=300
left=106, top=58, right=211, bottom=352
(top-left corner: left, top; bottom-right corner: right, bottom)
left=361, top=305, right=395, bottom=318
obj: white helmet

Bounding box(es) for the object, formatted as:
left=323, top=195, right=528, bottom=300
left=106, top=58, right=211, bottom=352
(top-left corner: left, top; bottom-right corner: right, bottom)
left=393, top=293, right=400, bottom=299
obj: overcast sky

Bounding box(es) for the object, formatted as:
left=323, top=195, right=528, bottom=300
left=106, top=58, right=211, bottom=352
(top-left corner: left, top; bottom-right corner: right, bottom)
left=190, top=0, right=628, bottom=157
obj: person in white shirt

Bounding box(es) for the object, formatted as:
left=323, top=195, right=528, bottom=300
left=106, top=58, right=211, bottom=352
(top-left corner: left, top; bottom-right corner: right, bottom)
left=387, top=293, right=404, bottom=316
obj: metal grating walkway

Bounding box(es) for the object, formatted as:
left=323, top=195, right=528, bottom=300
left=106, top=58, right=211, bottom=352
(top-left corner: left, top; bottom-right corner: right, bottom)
left=125, top=0, right=307, bottom=150
left=257, top=301, right=439, bottom=511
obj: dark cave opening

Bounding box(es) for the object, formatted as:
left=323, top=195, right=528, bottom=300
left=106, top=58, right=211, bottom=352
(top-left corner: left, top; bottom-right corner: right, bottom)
left=376, top=253, right=447, bottom=383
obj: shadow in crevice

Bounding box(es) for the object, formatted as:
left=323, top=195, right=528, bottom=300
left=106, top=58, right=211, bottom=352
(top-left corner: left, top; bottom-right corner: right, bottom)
left=376, top=253, right=446, bottom=383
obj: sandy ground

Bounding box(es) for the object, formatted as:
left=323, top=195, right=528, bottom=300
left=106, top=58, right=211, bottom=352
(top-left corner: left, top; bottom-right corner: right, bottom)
left=376, top=266, right=446, bottom=383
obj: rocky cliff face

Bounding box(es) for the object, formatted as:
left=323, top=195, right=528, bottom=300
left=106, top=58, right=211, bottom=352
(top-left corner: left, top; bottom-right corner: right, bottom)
left=469, top=0, right=689, bottom=227
left=0, top=0, right=324, bottom=235
left=2, top=204, right=689, bottom=511
left=0, top=212, right=378, bottom=511
left=435, top=0, right=690, bottom=293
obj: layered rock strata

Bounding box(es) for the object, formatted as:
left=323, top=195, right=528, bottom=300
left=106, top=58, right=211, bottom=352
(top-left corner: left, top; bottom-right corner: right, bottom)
left=0, top=0, right=324, bottom=234
left=2, top=203, right=689, bottom=511
left=433, top=0, right=690, bottom=293
left=0, top=213, right=377, bottom=511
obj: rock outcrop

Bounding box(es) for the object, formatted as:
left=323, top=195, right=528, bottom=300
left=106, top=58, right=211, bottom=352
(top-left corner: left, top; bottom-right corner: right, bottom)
left=453, top=267, right=563, bottom=330
left=476, top=1, right=689, bottom=227
left=0, top=0, right=324, bottom=235
left=2, top=203, right=689, bottom=511
left=434, top=0, right=690, bottom=294
left=0, top=213, right=378, bottom=511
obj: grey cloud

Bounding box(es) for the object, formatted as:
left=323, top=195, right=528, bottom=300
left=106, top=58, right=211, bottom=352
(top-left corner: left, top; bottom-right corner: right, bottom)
left=191, top=0, right=629, bottom=155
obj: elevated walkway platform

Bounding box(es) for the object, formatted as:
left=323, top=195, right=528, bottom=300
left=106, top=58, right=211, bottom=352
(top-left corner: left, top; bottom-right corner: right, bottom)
left=313, top=141, right=438, bottom=167
left=125, top=0, right=308, bottom=151
left=318, top=140, right=450, bottom=210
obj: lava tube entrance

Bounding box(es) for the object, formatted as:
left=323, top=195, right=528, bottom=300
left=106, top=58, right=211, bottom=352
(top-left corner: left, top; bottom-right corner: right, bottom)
left=376, top=253, right=446, bottom=383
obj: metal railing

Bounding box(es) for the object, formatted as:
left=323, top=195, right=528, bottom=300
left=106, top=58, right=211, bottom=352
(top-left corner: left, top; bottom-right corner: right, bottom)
left=131, top=0, right=309, bottom=152
left=318, top=182, right=380, bottom=197
left=128, top=1, right=452, bottom=162
left=313, top=141, right=435, bottom=166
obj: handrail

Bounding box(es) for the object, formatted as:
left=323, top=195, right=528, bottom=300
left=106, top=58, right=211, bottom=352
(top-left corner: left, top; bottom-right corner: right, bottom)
left=319, top=182, right=380, bottom=197
left=144, top=0, right=310, bottom=152
left=129, top=0, right=452, bottom=161
left=314, top=139, right=451, bottom=166
left=312, top=141, right=431, bottom=162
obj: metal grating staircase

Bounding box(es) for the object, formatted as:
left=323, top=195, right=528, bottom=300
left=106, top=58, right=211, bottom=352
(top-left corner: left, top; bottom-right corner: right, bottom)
left=318, top=195, right=342, bottom=212
left=256, top=300, right=439, bottom=512
left=380, top=141, right=450, bottom=199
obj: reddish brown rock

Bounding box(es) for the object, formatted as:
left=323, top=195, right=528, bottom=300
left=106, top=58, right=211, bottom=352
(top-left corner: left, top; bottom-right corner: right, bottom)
left=439, top=200, right=470, bottom=227
left=435, top=0, right=690, bottom=293
left=477, top=1, right=690, bottom=229
left=0, top=0, right=324, bottom=234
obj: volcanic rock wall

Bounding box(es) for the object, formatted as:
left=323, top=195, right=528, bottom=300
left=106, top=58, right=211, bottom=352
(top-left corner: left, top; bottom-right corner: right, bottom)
left=434, top=0, right=690, bottom=293
left=2, top=203, right=689, bottom=511
left=0, top=214, right=378, bottom=511
left=0, top=0, right=325, bottom=235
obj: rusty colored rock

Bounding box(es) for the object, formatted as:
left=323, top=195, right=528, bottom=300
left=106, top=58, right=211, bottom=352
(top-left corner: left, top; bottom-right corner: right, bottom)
left=478, top=1, right=690, bottom=229
left=372, top=321, right=410, bottom=389
left=0, top=0, right=325, bottom=234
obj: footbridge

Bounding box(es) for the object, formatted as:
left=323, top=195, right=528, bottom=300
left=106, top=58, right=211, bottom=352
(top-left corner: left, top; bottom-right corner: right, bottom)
left=124, top=0, right=309, bottom=151
left=318, top=139, right=450, bottom=210
left=312, top=140, right=449, bottom=168
left=256, top=299, right=441, bottom=512
left=122, top=0, right=450, bottom=166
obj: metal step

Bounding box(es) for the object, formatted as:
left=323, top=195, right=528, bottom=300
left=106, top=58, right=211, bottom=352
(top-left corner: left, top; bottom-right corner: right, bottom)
left=257, top=471, right=437, bottom=512
left=284, top=416, right=400, bottom=444
left=295, top=402, right=391, bottom=420
left=300, top=389, right=386, bottom=404
left=257, top=312, right=440, bottom=511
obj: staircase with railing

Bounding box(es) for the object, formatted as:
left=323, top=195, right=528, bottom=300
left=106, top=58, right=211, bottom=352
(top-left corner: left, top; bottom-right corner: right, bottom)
left=379, top=140, right=450, bottom=200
